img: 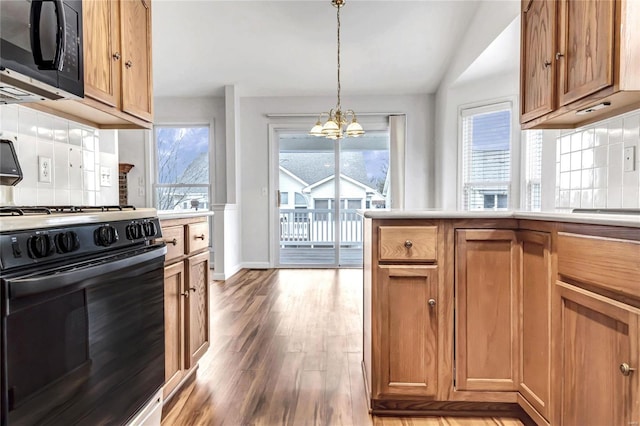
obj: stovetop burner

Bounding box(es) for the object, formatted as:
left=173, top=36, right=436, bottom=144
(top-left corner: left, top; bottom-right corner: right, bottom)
left=0, top=205, right=137, bottom=216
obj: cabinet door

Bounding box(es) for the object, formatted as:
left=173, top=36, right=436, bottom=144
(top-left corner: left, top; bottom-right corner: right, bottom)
left=120, top=0, right=153, bottom=121
left=186, top=251, right=210, bottom=369
left=518, top=231, right=551, bottom=420
left=455, top=230, right=520, bottom=391
left=556, top=283, right=639, bottom=426
left=557, top=0, right=615, bottom=106
left=520, top=0, right=556, bottom=123
left=163, top=261, right=185, bottom=398
left=83, top=0, right=121, bottom=108
left=377, top=266, right=438, bottom=398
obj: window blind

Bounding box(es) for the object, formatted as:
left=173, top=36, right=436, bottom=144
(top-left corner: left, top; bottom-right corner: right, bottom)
left=524, top=130, right=543, bottom=211
left=461, top=102, right=512, bottom=210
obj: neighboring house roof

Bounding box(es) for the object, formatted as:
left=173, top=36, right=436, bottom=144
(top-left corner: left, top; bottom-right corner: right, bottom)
left=178, top=152, right=208, bottom=184
left=279, top=165, right=308, bottom=186
left=279, top=152, right=372, bottom=188
left=303, top=173, right=379, bottom=195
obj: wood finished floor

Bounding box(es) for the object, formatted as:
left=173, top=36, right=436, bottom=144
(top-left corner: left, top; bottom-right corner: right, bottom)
left=162, top=269, right=523, bottom=426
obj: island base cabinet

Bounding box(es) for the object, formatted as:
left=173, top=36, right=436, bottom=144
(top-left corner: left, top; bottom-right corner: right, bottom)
left=375, top=266, right=438, bottom=398
left=555, top=282, right=640, bottom=426
left=455, top=230, right=520, bottom=392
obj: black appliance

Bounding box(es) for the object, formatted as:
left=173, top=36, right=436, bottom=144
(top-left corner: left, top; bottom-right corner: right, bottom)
left=0, top=140, right=23, bottom=186
left=0, top=206, right=166, bottom=426
left=0, top=0, right=83, bottom=103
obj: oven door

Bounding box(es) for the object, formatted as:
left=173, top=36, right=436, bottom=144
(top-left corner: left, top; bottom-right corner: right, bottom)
left=1, top=244, right=165, bottom=426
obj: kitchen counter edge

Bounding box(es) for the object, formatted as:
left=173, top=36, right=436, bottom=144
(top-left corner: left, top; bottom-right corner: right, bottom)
left=358, top=210, right=640, bottom=228
left=157, top=210, right=215, bottom=220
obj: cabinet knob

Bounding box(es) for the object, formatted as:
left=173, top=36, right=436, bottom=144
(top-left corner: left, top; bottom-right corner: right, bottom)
left=195, top=234, right=206, bottom=240
left=428, top=298, right=436, bottom=307
left=620, top=363, right=636, bottom=376
left=112, top=52, right=121, bottom=60
left=404, top=240, right=413, bottom=249
left=164, top=238, right=178, bottom=246
left=543, top=60, right=552, bottom=68
left=555, top=52, right=564, bottom=60
left=125, top=60, right=133, bottom=69
left=180, top=291, right=190, bottom=298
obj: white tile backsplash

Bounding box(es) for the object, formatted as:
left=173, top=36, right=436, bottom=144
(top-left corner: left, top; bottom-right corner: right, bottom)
left=0, top=105, right=119, bottom=206
left=556, top=109, right=640, bottom=209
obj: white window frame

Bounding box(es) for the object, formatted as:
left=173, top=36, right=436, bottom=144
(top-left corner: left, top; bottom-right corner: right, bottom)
left=152, top=123, right=213, bottom=211
left=457, top=97, right=520, bottom=210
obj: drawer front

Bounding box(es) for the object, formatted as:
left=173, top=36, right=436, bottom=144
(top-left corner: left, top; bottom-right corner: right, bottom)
left=557, top=232, right=640, bottom=299
left=186, top=221, right=209, bottom=254
left=162, top=225, right=185, bottom=263
left=379, top=226, right=438, bottom=262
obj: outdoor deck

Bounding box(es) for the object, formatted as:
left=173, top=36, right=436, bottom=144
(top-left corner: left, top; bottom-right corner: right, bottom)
left=280, top=247, right=363, bottom=266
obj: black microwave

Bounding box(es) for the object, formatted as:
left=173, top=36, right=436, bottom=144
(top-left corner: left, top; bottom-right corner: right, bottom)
left=0, top=0, right=83, bottom=104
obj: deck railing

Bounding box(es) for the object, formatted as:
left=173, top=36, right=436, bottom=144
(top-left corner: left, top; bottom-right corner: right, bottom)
left=279, top=208, right=363, bottom=247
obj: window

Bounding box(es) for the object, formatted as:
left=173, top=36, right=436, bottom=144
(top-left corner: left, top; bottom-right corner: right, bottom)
left=461, top=102, right=512, bottom=210
left=154, top=125, right=210, bottom=211
left=524, top=130, right=543, bottom=211
left=280, top=192, right=289, bottom=205
left=346, top=199, right=361, bottom=210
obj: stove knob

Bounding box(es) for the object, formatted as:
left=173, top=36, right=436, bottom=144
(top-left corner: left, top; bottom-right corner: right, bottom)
left=142, top=221, right=157, bottom=237
left=95, top=225, right=119, bottom=247
left=55, top=231, right=80, bottom=253
left=27, top=234, right=55, bottom=259
left=126, top=223, right=143, bottom=240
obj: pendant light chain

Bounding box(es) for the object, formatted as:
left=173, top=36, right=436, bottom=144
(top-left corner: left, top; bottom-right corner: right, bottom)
left=336, top=4, right=341, bottom=111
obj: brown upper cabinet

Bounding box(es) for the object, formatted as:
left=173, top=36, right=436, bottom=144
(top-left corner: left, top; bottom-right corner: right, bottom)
left=27, top=0, right=153, bottom=129
left=521, top=0, right=640, bottom=129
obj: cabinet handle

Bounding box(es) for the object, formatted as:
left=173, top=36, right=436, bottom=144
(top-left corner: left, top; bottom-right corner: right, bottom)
left=164, top=238, right=178, bottom=246
left=180, top=291, right=190, bottom=298
left=125, top=60, right=133, bottom=68
left=195, top=234, right=205, bottom=240
left=543, top=60, right=552, bottom=68
left=620, top=363, right=636, bottom=376
left=555, top=52, right=564, bottom=60
left=112, top=52, right=121, bottom=60
left=189, top=287, right=197, bottom=293
left=404, top=240, right=413, bottom=249
left=428, top=298, right=436, bottom=308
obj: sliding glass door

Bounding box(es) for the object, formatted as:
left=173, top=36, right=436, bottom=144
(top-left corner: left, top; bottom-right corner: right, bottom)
left=276, top=131, right=389, bottom=267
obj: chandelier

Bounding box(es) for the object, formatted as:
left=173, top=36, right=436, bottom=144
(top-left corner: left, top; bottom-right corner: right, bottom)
left=309, top=0, right=364, bottom=140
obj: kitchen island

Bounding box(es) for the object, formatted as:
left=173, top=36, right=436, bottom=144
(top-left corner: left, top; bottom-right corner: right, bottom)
left=361, top=210, right=639, bottom=425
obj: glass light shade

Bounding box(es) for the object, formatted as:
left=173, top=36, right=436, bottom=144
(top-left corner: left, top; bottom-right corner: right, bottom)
left=321, top=119, right=340, bottom=136
left=346, top=120, right=365, bottom=137
left=309, top=121, right=324, bottom=136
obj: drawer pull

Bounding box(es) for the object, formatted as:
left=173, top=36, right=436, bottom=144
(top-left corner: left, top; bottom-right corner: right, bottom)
left=195, top=234, right=206, bottom=240
left=620, top=363, right=636, bottom=376
left=180, top=291, right=189, bottom=298
left=164, top=238, right=178, bottom=246
left=404, top=240, right=413, bottom=249
left=428, top=298, right=436, bottom=308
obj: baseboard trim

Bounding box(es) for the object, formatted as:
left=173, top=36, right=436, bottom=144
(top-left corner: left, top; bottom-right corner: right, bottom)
left=242, top=262, right=270, bottom=270
left=370, top=400, right=523, bottom=418
left=212, top=263, right=243, bottom=281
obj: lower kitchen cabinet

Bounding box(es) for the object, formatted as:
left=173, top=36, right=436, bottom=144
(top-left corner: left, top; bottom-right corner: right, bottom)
left=455, top=229, right=520, bottom=392
left=555, top=282, right=640, bottom=426
left=160, top=217, right=211, bottom=401
left=376, top=265, right=438, bottom=398
left=518, top=231, right=552, bottom=422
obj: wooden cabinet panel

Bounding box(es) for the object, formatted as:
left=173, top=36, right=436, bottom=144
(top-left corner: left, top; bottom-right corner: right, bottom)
left=83, top=0, right=121, bottom=108
left=557, top=232, right=640, bottom=300
left=518, top=231, right=551, bottom=420
left=186, top=222, right=210, bottom=254
left=556, top=282, right=640, bottom=425
left=162, top=225, right=185, bottom=263
left=520, top=0, right=555, bottom=122
left=557, top=0, right=615, bottom=106
left=163, top=261, right=185, bottom=398
left=120, top=0, right=153, bottom=121
left=186, top=251, right=210, bottom=369
left=455, top=230, right=519, bottom=391
left=377, top=266, right=438, bottom=398
left=378, top=226, right=437, bottom=262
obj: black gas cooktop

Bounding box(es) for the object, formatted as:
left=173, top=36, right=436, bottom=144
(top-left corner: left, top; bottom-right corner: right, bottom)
left=0, top=205, right=137, bottom=216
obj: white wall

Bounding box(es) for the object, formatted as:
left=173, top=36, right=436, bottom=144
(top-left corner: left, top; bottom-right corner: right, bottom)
left=434, top=1, right=520, bottom=209
left=239, top=94, right=434, bottom=265
left=119, top=130, right=148, bottom=207
left=0, top=104, right=118, bottom=206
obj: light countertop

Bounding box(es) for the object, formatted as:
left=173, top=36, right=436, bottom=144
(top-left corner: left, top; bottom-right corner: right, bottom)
left=157, top=210, right=215, bottom=220
left=359, top=209, right=640, bottom=228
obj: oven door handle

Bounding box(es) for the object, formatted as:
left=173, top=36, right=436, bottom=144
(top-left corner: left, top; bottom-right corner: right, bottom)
left=8, top=245, right=166, bottom=300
